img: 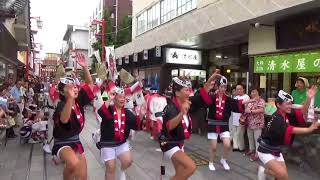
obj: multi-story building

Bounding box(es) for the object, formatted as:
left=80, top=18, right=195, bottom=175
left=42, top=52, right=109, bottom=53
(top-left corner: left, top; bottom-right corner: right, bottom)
left=116, top=0, right=320, bottom=95
left=63, top=25, right=89, bottom=70
left=88, top=0, right=132, bottom=58
left=41, top=53, right=60, bottom=78
left=115, top=0, right=320, bottom=171
left=0, top=0, right=32, bottom=82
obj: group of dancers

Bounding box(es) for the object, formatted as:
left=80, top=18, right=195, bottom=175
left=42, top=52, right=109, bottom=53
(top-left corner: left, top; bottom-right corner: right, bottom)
left=51, top=53, right=320, bottom=180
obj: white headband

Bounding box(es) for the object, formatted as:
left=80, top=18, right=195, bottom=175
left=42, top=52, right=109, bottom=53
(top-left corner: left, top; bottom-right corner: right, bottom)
left=278, top=90, right=293, bottom=102
left=220, top=76, right=228, bottom=85
left=60, top=77, right=75, bottom=85
left=172, top=77, right=192, bottom=88
left=114, top=87, right=125, bottom=95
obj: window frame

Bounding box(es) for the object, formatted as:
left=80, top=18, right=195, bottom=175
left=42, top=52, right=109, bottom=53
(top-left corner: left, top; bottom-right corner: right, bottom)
left=136, top=0, right=197, bottom=35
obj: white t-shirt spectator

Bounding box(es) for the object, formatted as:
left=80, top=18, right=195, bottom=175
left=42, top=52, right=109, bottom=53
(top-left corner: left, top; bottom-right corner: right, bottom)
left=231, top=94, right=250, bottom=126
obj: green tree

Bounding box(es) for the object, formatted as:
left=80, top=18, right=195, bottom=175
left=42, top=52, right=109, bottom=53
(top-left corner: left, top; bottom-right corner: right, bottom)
left=115, top=15, right=132, bottom=48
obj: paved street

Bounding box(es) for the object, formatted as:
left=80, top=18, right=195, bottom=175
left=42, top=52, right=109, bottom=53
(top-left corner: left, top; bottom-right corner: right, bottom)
left=0, top=108, right=319, bottom=180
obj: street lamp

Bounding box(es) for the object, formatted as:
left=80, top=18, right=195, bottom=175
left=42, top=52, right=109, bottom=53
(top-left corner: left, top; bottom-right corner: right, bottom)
left=90, top=19, right=107, bottom=62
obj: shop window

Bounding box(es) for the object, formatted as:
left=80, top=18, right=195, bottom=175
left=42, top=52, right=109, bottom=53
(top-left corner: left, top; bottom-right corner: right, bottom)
left=136, top=0, right=197, bottom=35
left=171, top=69, right=179, bottom=77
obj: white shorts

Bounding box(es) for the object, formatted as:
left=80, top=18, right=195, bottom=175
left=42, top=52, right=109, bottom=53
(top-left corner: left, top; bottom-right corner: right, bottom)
left=257, top=152, right=285, bottom=165
left=100, top=141, right=131, bottom=163
left=207, top=131, right=231, bottom=140
left=164, top=146, right=184, bottom=160
left=56, top=146, right=84, bottom=161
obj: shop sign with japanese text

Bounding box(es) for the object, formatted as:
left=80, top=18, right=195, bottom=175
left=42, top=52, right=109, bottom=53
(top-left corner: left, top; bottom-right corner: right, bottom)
left=166, top=48, right=202, bottom=65
left=254, top=51, right=320, bottom=73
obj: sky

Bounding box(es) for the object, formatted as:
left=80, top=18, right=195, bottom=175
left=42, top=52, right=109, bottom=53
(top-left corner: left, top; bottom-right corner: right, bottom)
left=30, top=0, right=97, bottom=54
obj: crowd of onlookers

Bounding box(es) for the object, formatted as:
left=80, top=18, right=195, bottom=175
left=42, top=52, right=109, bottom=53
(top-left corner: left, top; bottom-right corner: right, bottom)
left=228, top=76, right=320, bottom=162
left=0, top=77, right=52, bottom=145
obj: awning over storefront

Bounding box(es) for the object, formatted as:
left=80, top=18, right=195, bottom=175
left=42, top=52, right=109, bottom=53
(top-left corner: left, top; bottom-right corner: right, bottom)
left=254, top=50, right=320, bottom=73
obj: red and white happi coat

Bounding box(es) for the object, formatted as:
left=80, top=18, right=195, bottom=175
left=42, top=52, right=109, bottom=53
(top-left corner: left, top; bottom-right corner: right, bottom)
left=147, top=94, right=167, bottom=123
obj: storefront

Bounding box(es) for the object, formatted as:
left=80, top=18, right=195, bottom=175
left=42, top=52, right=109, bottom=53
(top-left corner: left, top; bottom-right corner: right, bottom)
left=249, top=8, right=320, bottom=99
left=0, top=23, right=19, bottom=83
left=248, top=8, right=320, bottom=171
left=254, top=51, right=320, bottom=98
left=160, top=47, right=206, bottom=93
left=117, top=47, right=207, bottom=93
left=207, top=44, right=250, bottom=94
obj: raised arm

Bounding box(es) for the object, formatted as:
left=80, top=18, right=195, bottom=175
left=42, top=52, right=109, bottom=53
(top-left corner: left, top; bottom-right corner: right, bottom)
left=302, top=86, right=317, bottom=117
left=76, top=52, right=93, bottom=86
left=194, top=69, right=221, bottom=107
left=203, top=69, right=221, bottom=93
left=60, top=84, right=76, bottom=124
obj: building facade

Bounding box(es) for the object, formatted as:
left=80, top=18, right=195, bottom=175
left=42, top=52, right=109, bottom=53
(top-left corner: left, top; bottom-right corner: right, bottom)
left=0, top=0, right=32, bottom=82
left=41, top=53, right=60, bottom=78
left=115, top=0, right=320, bottom=172
left=88, top=0, right=132, bottom=58
left=63, top=25, right=89, bottom=70
left=116, top=0, right=320, bottom=94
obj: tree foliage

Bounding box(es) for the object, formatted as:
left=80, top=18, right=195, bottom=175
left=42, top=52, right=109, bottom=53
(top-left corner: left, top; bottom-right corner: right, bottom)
left=90, top=9, right=132, bottom=73
left=116, top=16, right=132, bottom=48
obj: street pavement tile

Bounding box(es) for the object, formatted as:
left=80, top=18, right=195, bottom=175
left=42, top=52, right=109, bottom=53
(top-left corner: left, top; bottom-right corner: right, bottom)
left=87, top=167, right=104, bottom=180
left=1, top=109, right=319, bottom=180
left=28, top=171, right=43, bottom=180
left=0, top=175, right=12, bottom=180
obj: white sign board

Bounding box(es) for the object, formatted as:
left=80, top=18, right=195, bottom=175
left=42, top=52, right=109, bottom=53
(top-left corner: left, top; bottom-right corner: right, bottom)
left=166, top=48, right=202, bottom=65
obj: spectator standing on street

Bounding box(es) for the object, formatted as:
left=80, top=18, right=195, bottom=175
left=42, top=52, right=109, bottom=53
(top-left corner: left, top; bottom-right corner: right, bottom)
left=10, top=80, right=23, bottom=126
left=245, top=88, right=265, bottom=161
left=27, top=83, right=35, bottom=105
left=231, top=84, right=250, bottom=152
left=292, top=77, right=309, bottom=105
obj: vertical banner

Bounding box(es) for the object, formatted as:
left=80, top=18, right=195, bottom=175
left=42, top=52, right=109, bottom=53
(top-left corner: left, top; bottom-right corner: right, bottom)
left=155, top=46, right=161, bottom=57
left=133, top=53, right=138, bottom=62
left=143, top=50, right=148, bottom=60
left=94, top=50, right=101, bottom=63
left=125, top=55, right=129, bottom=64
left=105, top=46, right=118, bottom=81
left=118, top=58, right=123, bottom=66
